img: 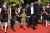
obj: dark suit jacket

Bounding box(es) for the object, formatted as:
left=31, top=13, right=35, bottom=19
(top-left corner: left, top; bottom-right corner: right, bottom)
left=27, top=6, right=34, bottom=16
left=34, top=3, right=42, bottom=15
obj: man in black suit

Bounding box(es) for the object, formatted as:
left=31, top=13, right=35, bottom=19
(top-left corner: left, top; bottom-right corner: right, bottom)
left=34, top=0, right=42, bottom=26
left=27, top=2, right=36, bottom=29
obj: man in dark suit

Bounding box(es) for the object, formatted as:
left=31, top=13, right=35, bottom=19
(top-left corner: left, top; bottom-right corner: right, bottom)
left=27, top=2, right=36, bottom=29
left=34, top=0, right=42, bottom=26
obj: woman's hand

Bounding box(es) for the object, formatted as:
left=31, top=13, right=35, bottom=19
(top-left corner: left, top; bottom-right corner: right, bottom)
left=18, top=15, right=20, bottom=17
left=9, top=15, right=12, bottom=19
left=46, top=13, right=50, bottom=15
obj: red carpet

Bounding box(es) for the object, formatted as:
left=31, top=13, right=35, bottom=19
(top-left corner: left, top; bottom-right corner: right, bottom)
left=0, top=24, right=50, bottom=33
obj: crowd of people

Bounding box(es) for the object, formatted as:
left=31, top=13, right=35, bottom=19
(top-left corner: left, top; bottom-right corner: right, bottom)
left=0, top=0, right=50, bottom=33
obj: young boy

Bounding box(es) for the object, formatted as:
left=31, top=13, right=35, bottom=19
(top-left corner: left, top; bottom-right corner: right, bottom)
left=18, top=8, right=28, bottom=30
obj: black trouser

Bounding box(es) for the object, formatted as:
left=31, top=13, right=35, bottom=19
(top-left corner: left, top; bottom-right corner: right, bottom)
left=28, top=14, right=35, bottom=28
left=27, top=18, right=31, bottom=28
left=0, top=17, right=1, bottom=22
left=11, top=16, right=16, bottom=29
left=35, top=15, right=41, bottom=26
left=31, top=14, right=36, bottom=28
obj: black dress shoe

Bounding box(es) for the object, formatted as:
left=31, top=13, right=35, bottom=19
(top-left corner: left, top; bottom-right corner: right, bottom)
left=23, top=28, right=25, bottom=30
left=3, top=26, right=5, bottom=28
left=11, top=28, right=15, bottom=32
left=13, top=29, right=15, bottom=32
left=35, top=25, right=38, bottom=27
left=34, top=28, right=37, bottom=30
left=20, top=25, right=23, bottom=28
left=33, top=28, right=37, bottom=30
left=28, top=26, right=30, bottom=28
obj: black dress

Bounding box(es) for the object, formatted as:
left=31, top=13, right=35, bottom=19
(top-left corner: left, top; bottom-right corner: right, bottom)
left=44, top=7, right=50, bottom=20
left=0, top=13, right=1, bottom=22
left=1, top=6, right=8, bottom=22
left=49, top=7, right=50, bottom=21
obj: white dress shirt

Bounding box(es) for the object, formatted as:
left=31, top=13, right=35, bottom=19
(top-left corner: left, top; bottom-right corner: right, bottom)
left=31, top=7, right=34, bottom=14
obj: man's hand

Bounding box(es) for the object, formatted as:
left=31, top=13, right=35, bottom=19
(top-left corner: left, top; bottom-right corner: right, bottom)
left=34, top=16, right=36, bottom=17
left=28, top=16, right=30, bottom=18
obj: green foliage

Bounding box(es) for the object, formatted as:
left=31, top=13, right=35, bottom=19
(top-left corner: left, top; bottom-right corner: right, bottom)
left=6, top=0, right=24, bottom=5
left=34, top=1, right=38, bottom=4
left=34, top=0, right=50, bottom=5
left=6, top=0, right=24, bottom=8
left=0, top=0, right=50, bottom=5
left=42, top=0, right=50, bottom=5
left=0, top=0, right=5, bottom=5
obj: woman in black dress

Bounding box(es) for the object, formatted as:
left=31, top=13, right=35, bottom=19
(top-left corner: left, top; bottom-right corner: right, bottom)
left=48, top=2, right=50, bottom=20
left=44, top=2, right=50, bottom=28
left=41, top=5, right=46, bottom=26
left=9, top=2, right=18, bottom=32
left=0, top=1, right=8, bottom=33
